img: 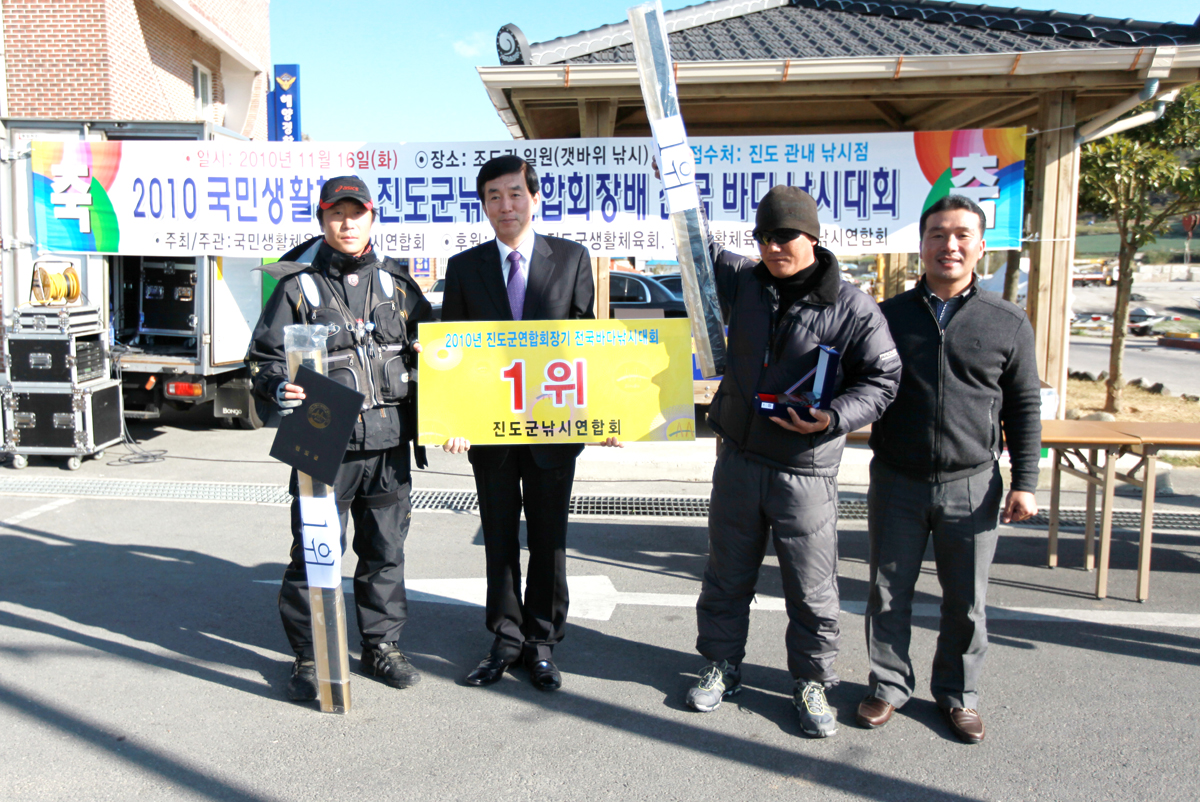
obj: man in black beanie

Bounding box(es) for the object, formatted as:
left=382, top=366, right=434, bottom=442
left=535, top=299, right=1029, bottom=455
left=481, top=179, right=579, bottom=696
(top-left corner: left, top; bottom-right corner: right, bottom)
left=683, top=185, right=900, bottom=738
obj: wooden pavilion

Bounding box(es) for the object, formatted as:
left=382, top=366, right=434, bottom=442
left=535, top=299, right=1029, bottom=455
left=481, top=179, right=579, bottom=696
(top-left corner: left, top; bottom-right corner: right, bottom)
left=476, top=0, right=1200, bottom=411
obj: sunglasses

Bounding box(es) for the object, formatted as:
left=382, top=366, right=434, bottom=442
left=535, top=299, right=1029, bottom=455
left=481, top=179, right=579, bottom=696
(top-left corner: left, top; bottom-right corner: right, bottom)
left=753, top=229, right=805, bottom=247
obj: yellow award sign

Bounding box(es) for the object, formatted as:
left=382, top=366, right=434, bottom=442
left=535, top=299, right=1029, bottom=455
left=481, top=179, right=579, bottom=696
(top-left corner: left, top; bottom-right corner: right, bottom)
left=417, top=318, right=696, bottom=445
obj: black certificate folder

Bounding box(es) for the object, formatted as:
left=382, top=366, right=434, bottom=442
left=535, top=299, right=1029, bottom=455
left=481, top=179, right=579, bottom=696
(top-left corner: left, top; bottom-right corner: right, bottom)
left=269, top=365, right=365, bottom=485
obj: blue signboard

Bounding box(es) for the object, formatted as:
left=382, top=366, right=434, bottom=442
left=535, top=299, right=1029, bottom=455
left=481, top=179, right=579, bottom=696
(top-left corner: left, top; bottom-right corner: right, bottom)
left=267, top=65, right=301, bottom=142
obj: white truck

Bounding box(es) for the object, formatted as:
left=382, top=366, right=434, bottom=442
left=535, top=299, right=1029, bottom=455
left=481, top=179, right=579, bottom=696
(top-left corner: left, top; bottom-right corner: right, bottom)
left=0, top=119, right=267, bottom=429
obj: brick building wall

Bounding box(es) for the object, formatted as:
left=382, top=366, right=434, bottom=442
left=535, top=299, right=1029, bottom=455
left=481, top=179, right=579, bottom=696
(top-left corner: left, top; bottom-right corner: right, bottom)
left=121, top=0, right=225, bottom=125
left=3, top=0, right=268, bottom=139
left=189, top=0, right=272, bottom=139
left=3, top=0, right=113, bottom=118
left=189, top=0, right=270, bottom=140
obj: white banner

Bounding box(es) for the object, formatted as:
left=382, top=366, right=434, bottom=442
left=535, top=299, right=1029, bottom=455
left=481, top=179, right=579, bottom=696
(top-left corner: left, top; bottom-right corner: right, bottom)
left=30, top=130, right=1026, bottom=258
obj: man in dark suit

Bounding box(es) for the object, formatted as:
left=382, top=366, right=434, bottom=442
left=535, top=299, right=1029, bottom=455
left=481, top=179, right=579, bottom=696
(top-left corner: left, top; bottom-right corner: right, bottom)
left=440, top=155, right=617, bottom=691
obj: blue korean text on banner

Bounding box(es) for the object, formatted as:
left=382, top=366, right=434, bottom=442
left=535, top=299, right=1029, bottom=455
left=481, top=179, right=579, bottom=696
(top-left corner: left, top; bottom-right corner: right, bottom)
left=268, top=65, right=301, bottom=142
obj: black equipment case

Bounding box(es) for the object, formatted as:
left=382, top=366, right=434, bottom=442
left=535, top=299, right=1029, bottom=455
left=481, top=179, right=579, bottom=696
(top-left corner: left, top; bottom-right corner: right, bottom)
left=138, top=258, right=198, bottom=336
left=3, top=303, right=121, bottom=469
left=2, top=380, right=123, bottom=459
left=6, top=330, right=109, bottom=386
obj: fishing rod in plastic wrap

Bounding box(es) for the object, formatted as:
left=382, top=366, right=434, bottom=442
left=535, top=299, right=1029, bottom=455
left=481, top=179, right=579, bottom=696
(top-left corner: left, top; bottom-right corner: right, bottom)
left=627, top=1, right=727, bottom=379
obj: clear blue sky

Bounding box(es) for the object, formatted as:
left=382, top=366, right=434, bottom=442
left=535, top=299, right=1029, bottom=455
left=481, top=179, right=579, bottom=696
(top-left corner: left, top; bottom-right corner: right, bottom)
left=269, top=0, right=1199, bottom=143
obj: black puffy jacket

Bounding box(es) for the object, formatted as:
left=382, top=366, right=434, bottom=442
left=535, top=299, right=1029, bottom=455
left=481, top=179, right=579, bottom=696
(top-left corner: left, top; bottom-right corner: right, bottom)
left=706, top=243, right=901, bottom=475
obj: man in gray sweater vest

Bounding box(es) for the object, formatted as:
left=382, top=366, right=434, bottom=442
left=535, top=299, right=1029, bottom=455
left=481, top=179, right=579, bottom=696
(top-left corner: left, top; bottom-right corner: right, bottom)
left=860, top=195, right=1042, bottom=744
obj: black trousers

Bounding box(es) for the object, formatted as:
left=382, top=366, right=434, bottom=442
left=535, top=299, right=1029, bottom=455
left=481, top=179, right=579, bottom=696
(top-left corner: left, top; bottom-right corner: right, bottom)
left=279, top=446, right=412, bottom=657
left=472, top=446, right=575, bottom=662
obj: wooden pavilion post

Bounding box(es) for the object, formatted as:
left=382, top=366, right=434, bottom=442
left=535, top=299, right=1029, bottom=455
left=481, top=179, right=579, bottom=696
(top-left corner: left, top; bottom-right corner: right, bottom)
left=593, top=257, right=610, bottom=318
left=580, top=98, right=618, bottom=318
left=883, top=253, right=909, bottom=299
left=1026, top=90, right=1079, bottom=418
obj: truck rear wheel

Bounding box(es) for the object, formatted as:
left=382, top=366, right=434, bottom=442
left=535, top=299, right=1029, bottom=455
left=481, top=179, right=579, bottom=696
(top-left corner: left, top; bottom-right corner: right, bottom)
left=236, top=399, right=264, bottom=430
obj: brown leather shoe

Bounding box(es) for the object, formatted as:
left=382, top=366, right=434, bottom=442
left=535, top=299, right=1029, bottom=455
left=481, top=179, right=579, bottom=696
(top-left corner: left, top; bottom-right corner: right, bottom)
left=856, top=696, right=895, bottom=729
left=943, top=707, right=986, bottom=744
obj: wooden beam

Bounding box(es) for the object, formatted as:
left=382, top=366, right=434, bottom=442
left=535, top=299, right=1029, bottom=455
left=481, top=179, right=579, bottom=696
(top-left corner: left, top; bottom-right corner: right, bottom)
left=905, top=97, right=996, bottom=130
left=578, top=99, right=618, bottom=138
left=938, top=94, right=1036, bottom=130
left=505, top=69, right=1190, bottom=104
left=611, top=121, right=900, bottom=136
left=976, top=99, right=1041, bottom=129
left=869, top=100, right=905, bottom=129
left=510, top=94, right=540, bottom=140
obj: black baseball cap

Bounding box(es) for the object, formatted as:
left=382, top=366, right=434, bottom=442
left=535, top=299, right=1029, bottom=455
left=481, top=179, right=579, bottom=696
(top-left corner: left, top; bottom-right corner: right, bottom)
left=319, top=175, right=373, bottom=211
left=754, top=185, right=820, bottom=242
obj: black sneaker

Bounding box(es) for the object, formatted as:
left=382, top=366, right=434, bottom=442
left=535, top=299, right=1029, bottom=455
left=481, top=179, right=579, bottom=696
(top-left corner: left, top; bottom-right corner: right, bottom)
left=286, top=656, right=318, bottom=702
left=686, top=660, right=742, bottom=712
left=361, top=643, right=422, bottom=689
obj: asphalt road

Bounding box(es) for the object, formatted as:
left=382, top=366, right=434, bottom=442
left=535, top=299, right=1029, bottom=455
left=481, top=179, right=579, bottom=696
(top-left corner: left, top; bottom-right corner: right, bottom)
left=1067, top=336, right=1200, bottom=396
left=1068, top=280, right=1200, bottom=395
left=1069, top=280, right=1200, bottom=320
left=1, top=417, right=1199, bottom=800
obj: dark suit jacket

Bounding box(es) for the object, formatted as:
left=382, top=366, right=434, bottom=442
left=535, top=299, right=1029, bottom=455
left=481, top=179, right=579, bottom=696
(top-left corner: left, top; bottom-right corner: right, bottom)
left=441, top=234, right=595, bottom=469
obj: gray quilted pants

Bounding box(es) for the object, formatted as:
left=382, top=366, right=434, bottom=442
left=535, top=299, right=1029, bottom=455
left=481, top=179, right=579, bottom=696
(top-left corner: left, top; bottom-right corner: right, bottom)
left=696, top=445, right=841, bottom=685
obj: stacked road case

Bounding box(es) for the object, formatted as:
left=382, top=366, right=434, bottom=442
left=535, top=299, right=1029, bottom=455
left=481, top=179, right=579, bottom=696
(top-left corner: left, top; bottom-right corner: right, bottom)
left=3, top=305, right=123, bottom=469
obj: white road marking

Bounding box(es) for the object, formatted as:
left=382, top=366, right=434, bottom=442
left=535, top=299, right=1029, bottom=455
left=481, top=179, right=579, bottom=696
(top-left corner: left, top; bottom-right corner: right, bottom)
left=0, top=498, right=78, bottom=544
left=254, top=575, right=1200, bottom=628
left=2, top=497, right=76, bottom=525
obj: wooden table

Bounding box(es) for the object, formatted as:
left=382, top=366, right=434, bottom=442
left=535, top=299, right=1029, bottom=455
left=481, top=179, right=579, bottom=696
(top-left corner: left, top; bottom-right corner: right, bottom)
left=850, top=419, right=1199, bottom=602
left=1042, top=420, right=1142, bottom=599
left=1094, top=422, right=1200, bottom=601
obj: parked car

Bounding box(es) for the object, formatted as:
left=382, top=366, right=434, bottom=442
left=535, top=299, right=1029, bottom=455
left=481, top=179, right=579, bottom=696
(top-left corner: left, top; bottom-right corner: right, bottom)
left=609, top=270, right=687, bottom=318
left=429, top=270, right=685, bottom=320
left=654, top=272, right=683, bottom=298
left=425, top=278, right=445, bottom=307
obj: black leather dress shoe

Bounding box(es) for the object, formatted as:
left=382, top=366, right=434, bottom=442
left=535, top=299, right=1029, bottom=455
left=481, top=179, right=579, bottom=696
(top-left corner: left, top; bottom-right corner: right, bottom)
left=464, top=654, right=514, bottom=686
left=525, top=658, right=562, bottom=691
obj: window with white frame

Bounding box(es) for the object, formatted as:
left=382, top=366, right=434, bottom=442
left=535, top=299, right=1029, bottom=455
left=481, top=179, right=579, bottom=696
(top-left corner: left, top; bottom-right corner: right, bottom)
left=193, top=63, right=212, bottom=120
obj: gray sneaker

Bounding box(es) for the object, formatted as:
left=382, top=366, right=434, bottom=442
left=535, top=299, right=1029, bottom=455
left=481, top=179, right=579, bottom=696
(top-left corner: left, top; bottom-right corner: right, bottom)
left=686, top=660, right=741, bottom=712
left=794, top=680, right=837, bottom=737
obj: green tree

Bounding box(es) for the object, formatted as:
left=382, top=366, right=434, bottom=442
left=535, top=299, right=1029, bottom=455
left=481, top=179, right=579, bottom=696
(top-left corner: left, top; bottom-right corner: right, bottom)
left=1077, top=85, right=1200, bottom=412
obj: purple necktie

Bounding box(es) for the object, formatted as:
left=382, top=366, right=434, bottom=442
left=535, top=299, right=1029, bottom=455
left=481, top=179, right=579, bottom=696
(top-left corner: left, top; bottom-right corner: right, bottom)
left=506, top=250, right=525, bottom=321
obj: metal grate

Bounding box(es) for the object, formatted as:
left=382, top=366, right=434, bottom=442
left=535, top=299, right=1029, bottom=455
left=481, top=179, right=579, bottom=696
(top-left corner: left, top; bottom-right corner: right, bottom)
left=568, top=495, right=710, bottom=517
left=411, top=489, right=478, bottom=513
left=0, top=475, right=1197, bottom=530
left=1024, top=508, right=1200, bottom=531
left=841, top=499, right=869, bottom=520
